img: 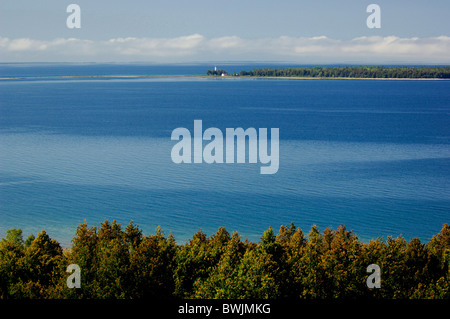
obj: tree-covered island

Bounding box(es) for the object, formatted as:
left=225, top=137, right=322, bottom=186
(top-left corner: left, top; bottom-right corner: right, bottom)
left=207, top=66, right=450, bottom=79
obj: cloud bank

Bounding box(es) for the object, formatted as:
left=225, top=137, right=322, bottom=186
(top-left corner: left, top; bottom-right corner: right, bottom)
left=1, top=34, right=449, bottom=64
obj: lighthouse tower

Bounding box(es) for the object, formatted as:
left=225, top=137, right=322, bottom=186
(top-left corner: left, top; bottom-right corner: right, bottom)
left=214, top=66, right=217, bottom=71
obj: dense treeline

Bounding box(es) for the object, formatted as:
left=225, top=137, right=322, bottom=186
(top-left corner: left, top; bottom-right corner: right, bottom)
left=0, top=221, right=449, bottom=299
left=238, top=66, right=450, bottom=79
left=206, top=69, right=228, bottom=76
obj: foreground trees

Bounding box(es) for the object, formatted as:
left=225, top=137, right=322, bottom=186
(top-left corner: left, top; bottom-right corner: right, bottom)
left=0, top=221, right=449, bottom=299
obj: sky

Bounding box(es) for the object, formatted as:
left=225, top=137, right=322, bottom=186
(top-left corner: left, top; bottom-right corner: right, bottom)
left=0, top=0, right=449, bottom=63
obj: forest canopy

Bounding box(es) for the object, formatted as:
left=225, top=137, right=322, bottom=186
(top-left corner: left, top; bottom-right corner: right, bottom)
left=0, top=221, right=449, bottom=299
left=236, top=66, right=450, bottom=79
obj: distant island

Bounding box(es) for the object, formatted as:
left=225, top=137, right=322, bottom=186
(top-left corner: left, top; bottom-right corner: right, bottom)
left=207, top=66, right=450, bottom=79
left=2, top=66, right=450, bottom=82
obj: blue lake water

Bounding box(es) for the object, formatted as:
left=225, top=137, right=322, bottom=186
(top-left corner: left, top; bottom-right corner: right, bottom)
left=0, top=64, right=449, bottom=246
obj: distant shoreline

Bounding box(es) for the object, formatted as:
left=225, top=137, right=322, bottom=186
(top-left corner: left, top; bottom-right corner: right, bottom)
left=1, top=74, right=449, bottom=81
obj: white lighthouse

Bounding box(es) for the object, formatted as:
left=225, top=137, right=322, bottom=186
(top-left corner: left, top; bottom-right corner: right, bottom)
left=214, top=65, right=217, bottom=71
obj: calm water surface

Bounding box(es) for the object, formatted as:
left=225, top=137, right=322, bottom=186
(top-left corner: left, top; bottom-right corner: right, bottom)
left=0, top=64, right=449, bottom=246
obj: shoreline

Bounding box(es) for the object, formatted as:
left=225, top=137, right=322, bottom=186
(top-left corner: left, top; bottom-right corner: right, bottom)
left=1, top=74, right=449, bottom=81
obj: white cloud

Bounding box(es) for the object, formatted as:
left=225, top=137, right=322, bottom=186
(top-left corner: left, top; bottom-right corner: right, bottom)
left=104, top=34, right=205, bottom=57
left=8, top=38, right=34, bottom=51
left=0, top=35, right=449, bottom=63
